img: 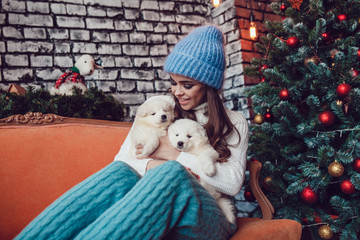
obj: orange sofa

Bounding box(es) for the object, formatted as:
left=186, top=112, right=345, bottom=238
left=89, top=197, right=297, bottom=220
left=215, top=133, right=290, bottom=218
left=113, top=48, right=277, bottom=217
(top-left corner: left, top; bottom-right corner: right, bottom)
left=0, top=112, right=302, bottom=240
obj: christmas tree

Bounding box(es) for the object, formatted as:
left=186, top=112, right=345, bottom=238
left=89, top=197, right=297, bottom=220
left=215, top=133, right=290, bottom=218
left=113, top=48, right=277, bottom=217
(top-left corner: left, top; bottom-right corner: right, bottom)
left=244, top=0, right=360, bottom=239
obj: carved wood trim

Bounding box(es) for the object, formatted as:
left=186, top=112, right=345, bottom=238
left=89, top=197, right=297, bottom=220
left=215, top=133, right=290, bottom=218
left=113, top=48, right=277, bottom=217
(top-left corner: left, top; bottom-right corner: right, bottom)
left=0, top=112, right=67, bottom=125
left=247, top=159, right=275, bottom=220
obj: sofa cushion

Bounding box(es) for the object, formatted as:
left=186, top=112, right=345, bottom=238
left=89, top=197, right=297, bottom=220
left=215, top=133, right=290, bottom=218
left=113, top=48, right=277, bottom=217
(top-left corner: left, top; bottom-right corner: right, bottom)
left=230, top=217, right=302, bottom=240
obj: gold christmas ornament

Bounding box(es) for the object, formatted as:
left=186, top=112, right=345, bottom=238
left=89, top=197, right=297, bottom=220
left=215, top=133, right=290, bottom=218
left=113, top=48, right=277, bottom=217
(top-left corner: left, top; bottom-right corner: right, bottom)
left=254, top=113, right=264, bottom=125
left=330, top=49, right=338, bottom=59
left=328, top=161, right=344, bottom=177
left=318, top=225, right=333, bottom=240
left=304, top=56, right=318, bottom=67
left=264, top=176, right=273, bottom=188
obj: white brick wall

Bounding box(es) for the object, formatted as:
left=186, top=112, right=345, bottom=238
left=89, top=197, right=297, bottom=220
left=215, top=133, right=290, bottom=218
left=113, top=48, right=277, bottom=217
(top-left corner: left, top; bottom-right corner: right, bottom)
left=0, top=0, right=247, bottom=121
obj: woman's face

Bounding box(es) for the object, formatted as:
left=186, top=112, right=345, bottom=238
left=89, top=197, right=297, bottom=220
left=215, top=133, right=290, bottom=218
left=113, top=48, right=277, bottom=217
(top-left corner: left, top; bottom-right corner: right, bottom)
left=170, top=74, right=206, bottom=111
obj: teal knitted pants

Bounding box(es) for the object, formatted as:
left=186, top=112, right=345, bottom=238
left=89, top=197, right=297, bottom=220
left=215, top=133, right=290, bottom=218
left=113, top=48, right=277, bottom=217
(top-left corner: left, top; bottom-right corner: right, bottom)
left=15, top=161, right=236, bottom=240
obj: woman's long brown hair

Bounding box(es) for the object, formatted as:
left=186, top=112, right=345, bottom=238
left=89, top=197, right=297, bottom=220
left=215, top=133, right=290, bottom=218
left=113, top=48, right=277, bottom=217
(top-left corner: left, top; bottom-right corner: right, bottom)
left=173, top=85, right=240, bottom=162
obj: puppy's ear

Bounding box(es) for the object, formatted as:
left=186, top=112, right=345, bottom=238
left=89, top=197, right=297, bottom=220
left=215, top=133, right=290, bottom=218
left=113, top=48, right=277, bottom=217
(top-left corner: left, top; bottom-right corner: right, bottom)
left=196, top=124, right=207, bottom=138
left=136, top=104, right=148, bottom=118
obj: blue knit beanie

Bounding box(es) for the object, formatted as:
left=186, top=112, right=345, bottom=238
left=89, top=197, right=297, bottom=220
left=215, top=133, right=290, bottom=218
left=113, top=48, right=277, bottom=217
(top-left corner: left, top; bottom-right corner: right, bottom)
left=164, top=25, right=226, bottom=90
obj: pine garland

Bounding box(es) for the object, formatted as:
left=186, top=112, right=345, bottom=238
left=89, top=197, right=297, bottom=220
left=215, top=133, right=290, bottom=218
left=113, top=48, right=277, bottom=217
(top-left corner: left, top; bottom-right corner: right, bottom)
left=0, top=86, right=125, bottom=121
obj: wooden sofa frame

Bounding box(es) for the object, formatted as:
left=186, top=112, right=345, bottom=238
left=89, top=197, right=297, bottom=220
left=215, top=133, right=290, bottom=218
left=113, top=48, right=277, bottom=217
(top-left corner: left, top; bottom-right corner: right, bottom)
left=0, top=112, right=301, bottom=240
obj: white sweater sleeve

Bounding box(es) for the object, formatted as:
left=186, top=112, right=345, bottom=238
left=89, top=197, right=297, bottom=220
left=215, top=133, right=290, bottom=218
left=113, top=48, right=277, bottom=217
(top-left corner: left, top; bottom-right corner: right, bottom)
left=113, top=126, right=152, bottom=176
left=176, top=111, right=249, bottom=196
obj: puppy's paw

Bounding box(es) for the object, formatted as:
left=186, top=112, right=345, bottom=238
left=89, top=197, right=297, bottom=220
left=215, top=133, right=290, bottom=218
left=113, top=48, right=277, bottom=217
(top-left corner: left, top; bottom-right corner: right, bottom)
left=200, top=162, right=216, bottom=177
left=137, top=148, right=153, bottom=158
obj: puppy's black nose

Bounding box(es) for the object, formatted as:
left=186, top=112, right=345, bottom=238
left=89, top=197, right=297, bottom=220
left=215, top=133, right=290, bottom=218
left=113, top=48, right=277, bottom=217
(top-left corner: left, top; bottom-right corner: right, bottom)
left=177, top=141, right=184, bottom=149
left=161, top=115, right=167, bottom=121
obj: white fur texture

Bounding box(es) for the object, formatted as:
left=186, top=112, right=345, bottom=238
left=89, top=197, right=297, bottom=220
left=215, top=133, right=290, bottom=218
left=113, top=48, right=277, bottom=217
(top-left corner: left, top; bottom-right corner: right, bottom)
left=50, top=82, right=87, bottom=96
left=130, top=96, right=175, bottom=158
left=168, top=119, right=235, bottom=224
left=168, top=119, right=218, bottom=176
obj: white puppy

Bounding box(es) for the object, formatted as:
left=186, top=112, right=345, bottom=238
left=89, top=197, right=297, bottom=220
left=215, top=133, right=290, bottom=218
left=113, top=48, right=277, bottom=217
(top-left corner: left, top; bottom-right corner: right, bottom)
left=168, top=119, right=235, bottom=224
left=130, top=95, right=175, bottom=158
left=168, top=118, right=218, bottom=176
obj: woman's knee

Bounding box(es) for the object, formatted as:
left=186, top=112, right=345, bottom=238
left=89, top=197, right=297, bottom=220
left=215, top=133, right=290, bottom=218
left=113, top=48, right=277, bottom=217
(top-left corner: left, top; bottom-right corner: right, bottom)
left=106, top=161, right=140, bottom=178
left=157, top=160, right=187, bottom=175
left=146, top=160, right=192, bottom=184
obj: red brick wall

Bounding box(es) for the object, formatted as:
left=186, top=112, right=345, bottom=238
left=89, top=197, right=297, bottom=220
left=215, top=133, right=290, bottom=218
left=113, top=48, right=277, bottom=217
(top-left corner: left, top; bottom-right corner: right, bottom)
left=234, top=0, right=281, bottom=86
left=234, top=0, right=281, bottom=118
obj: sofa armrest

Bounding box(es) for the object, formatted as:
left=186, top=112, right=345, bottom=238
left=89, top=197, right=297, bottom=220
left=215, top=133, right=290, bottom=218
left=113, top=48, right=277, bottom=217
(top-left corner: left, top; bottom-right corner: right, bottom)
left=0, top=112, right=133, bottom=240
left=246, top=159, right=275, bottom=220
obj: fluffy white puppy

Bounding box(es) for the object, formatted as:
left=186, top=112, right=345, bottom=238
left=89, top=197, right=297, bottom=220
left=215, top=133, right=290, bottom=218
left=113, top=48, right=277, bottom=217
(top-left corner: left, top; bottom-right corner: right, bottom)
left=130, top=95, right=175, bottom=158
left=168, top=118, right=218, bottom=176
left=168, top=119, right=235, bottom=224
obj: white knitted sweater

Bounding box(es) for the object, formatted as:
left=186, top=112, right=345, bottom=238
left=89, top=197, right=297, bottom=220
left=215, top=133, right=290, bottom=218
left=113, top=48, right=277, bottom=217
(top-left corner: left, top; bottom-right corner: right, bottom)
left=114, top=102, right=249, bottom=196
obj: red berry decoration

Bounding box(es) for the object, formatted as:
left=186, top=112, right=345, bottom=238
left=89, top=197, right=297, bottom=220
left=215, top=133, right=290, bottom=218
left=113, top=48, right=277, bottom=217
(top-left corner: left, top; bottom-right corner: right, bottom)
left=340, top=179, right=356, bottom=195
left=318, top=111, right=335, bottom=127
left=321, top=32, right=334, bottom=45
left=280, top=4, right=287, bottom=12
left=321, top=32, right=333, bottom=43
left=300, top=186, right=318, bottom=204
left=353, top=158, right=360, bottom=173
left=244, top=188, right=256, bottom=202
left=259, top=64, right=268, bottom=73
left=286, top=37, right=299, bottom=48
left=264, top=109, right=274, bottom=122
left=337, top=14, right=347, bottom=21
left=322, top=32, right=330, bottom=40
left=336, top=83, right=351, bottom=98
left=279, top=88, right=290, bottom=100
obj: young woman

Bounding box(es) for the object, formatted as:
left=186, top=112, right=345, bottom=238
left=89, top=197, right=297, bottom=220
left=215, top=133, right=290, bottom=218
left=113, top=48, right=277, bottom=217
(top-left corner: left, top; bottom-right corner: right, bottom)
left=15, top=25, right=249, bottom=240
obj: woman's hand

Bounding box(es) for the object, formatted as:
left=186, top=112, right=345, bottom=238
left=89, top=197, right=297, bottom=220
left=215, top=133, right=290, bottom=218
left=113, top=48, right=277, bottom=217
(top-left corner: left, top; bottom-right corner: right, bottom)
left=135, top=135, right=180, bottom=160
left=186, top=167, right=200, bottom=181
left=149, top=135, right=180, bottom=160
left=137, top=135, right=181, bottom=172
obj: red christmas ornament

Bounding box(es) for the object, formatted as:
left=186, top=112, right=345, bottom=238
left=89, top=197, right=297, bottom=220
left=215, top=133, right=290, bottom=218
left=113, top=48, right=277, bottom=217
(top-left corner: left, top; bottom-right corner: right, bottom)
left=357, top=50, right=360, bottom=58
left=340, top=179, right=356, bottom=195
left=244, top=188, right=256, bottom=202
left=337, top=14, right=347, bottom=21
left=336, top=83, right=351, bottom=98
left=280, top=4, right=287, bottom=12
left=264, top=109, right=274, bottom=122
left=351, top=69, right=359, bottom=77
left=353, top=158, right=360, bottom=173
left=318, top=111, right=335, bottom=127
left=279, top=88, right=290, bottom=100
left=286, top=36, right=299, bottom=48
left=300, top=186, right=318, bottom=204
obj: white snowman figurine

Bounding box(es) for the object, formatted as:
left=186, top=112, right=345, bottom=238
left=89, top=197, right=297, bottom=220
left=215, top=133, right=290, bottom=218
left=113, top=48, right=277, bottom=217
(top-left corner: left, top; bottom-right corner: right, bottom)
left=50, top=54, right=102, bottom=95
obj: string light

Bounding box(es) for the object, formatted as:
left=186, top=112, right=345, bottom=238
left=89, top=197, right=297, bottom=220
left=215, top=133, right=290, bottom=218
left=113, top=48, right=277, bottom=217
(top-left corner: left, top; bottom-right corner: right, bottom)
left=249, top=11, right=258, bottom=40
left=212, top=0, right=221, bottom=8
left=248, top=0, right=257, bottom=40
